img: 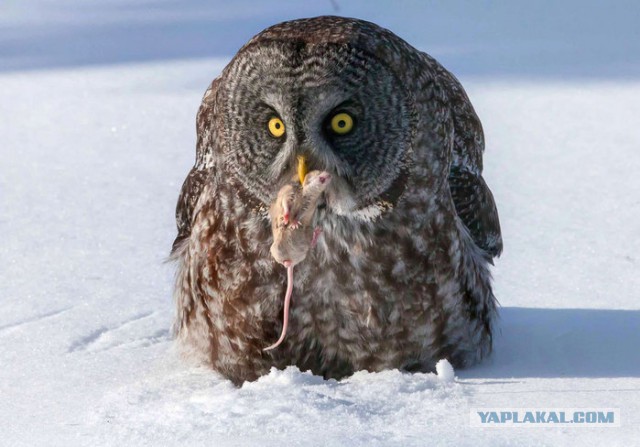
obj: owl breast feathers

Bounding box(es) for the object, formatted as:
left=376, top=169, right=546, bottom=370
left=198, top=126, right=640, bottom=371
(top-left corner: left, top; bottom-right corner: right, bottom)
left=171, top=16, right=502, bottom=385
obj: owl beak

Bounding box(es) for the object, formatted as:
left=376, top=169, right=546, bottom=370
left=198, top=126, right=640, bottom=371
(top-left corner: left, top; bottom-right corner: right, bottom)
left=297, top=155, right=307, bottom=185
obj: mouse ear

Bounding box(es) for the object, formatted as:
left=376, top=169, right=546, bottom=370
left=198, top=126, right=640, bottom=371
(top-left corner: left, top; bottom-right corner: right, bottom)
left=318, top=172, right=331, bottom=184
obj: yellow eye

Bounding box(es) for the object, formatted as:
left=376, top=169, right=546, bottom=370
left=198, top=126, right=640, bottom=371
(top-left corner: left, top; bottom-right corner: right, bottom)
left=268, top=117, right=285, bottom=137
left=330, top=112, right=354, bottom=135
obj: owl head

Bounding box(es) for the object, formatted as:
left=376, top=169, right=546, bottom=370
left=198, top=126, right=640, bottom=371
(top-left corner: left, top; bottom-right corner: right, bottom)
left=211, top=17, right=433, bottom=219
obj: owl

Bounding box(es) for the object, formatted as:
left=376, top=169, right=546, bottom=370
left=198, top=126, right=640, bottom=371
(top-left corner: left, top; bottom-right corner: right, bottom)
left=171, top=16, right=502, bottom=385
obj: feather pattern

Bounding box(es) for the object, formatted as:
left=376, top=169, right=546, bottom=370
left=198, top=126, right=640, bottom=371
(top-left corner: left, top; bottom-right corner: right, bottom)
left=171, top=16, right=502, bottom=385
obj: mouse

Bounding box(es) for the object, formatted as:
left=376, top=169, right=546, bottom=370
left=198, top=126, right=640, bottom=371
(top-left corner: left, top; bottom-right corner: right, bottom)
left=264, top=170, right=332, bottom=351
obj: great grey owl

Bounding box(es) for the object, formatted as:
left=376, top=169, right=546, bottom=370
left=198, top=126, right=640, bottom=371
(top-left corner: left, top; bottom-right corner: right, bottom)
left=171, top=16, right=502, bottom=385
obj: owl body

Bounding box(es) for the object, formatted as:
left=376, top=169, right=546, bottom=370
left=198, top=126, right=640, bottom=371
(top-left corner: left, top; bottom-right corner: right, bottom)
left=172, top=17, right=502, bottom=385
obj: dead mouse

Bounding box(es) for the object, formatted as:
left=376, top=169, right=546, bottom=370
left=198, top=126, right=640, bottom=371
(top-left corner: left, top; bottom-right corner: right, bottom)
left=264, top=170, right=332, bottom=351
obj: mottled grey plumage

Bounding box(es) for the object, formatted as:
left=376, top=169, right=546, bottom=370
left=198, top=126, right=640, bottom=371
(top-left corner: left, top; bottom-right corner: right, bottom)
left=171, top=16, right=502, bottom=385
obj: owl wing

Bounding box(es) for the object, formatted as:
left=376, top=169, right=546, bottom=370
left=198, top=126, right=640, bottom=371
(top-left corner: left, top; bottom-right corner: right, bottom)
left=172, top=166, right=208, bottom=254
left=448, top=166, right=503, bottom=259
left=171, top=77, right=220, bottom=255
left=432, top=61, right=503, bottom=259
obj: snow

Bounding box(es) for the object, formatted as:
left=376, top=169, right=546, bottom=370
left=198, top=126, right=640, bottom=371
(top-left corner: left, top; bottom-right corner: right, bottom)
left=436, top=359, right=455, bottom=383
left=1, top=2, right=640, bottom=446
left=92, top=365, right=466, bottom=446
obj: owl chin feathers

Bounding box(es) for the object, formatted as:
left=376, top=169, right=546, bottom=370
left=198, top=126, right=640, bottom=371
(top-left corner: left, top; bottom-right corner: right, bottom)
left=325, top=189, right=386, bottom=221
left=322, top=182, right=395, bottom=222
left=321, top=175, right=358, bottom=216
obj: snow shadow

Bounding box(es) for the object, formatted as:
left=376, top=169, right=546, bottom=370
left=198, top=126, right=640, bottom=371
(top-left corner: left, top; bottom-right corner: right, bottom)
left=1, top=0, right=639, bottom=79
left=461, top=307, right=640, bottom=379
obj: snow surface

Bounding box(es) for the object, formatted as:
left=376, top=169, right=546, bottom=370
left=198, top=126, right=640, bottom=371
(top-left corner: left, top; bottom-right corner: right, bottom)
left=436, top=359, right=455, bottom=383
left=1, top=2, right=640, bottom=446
